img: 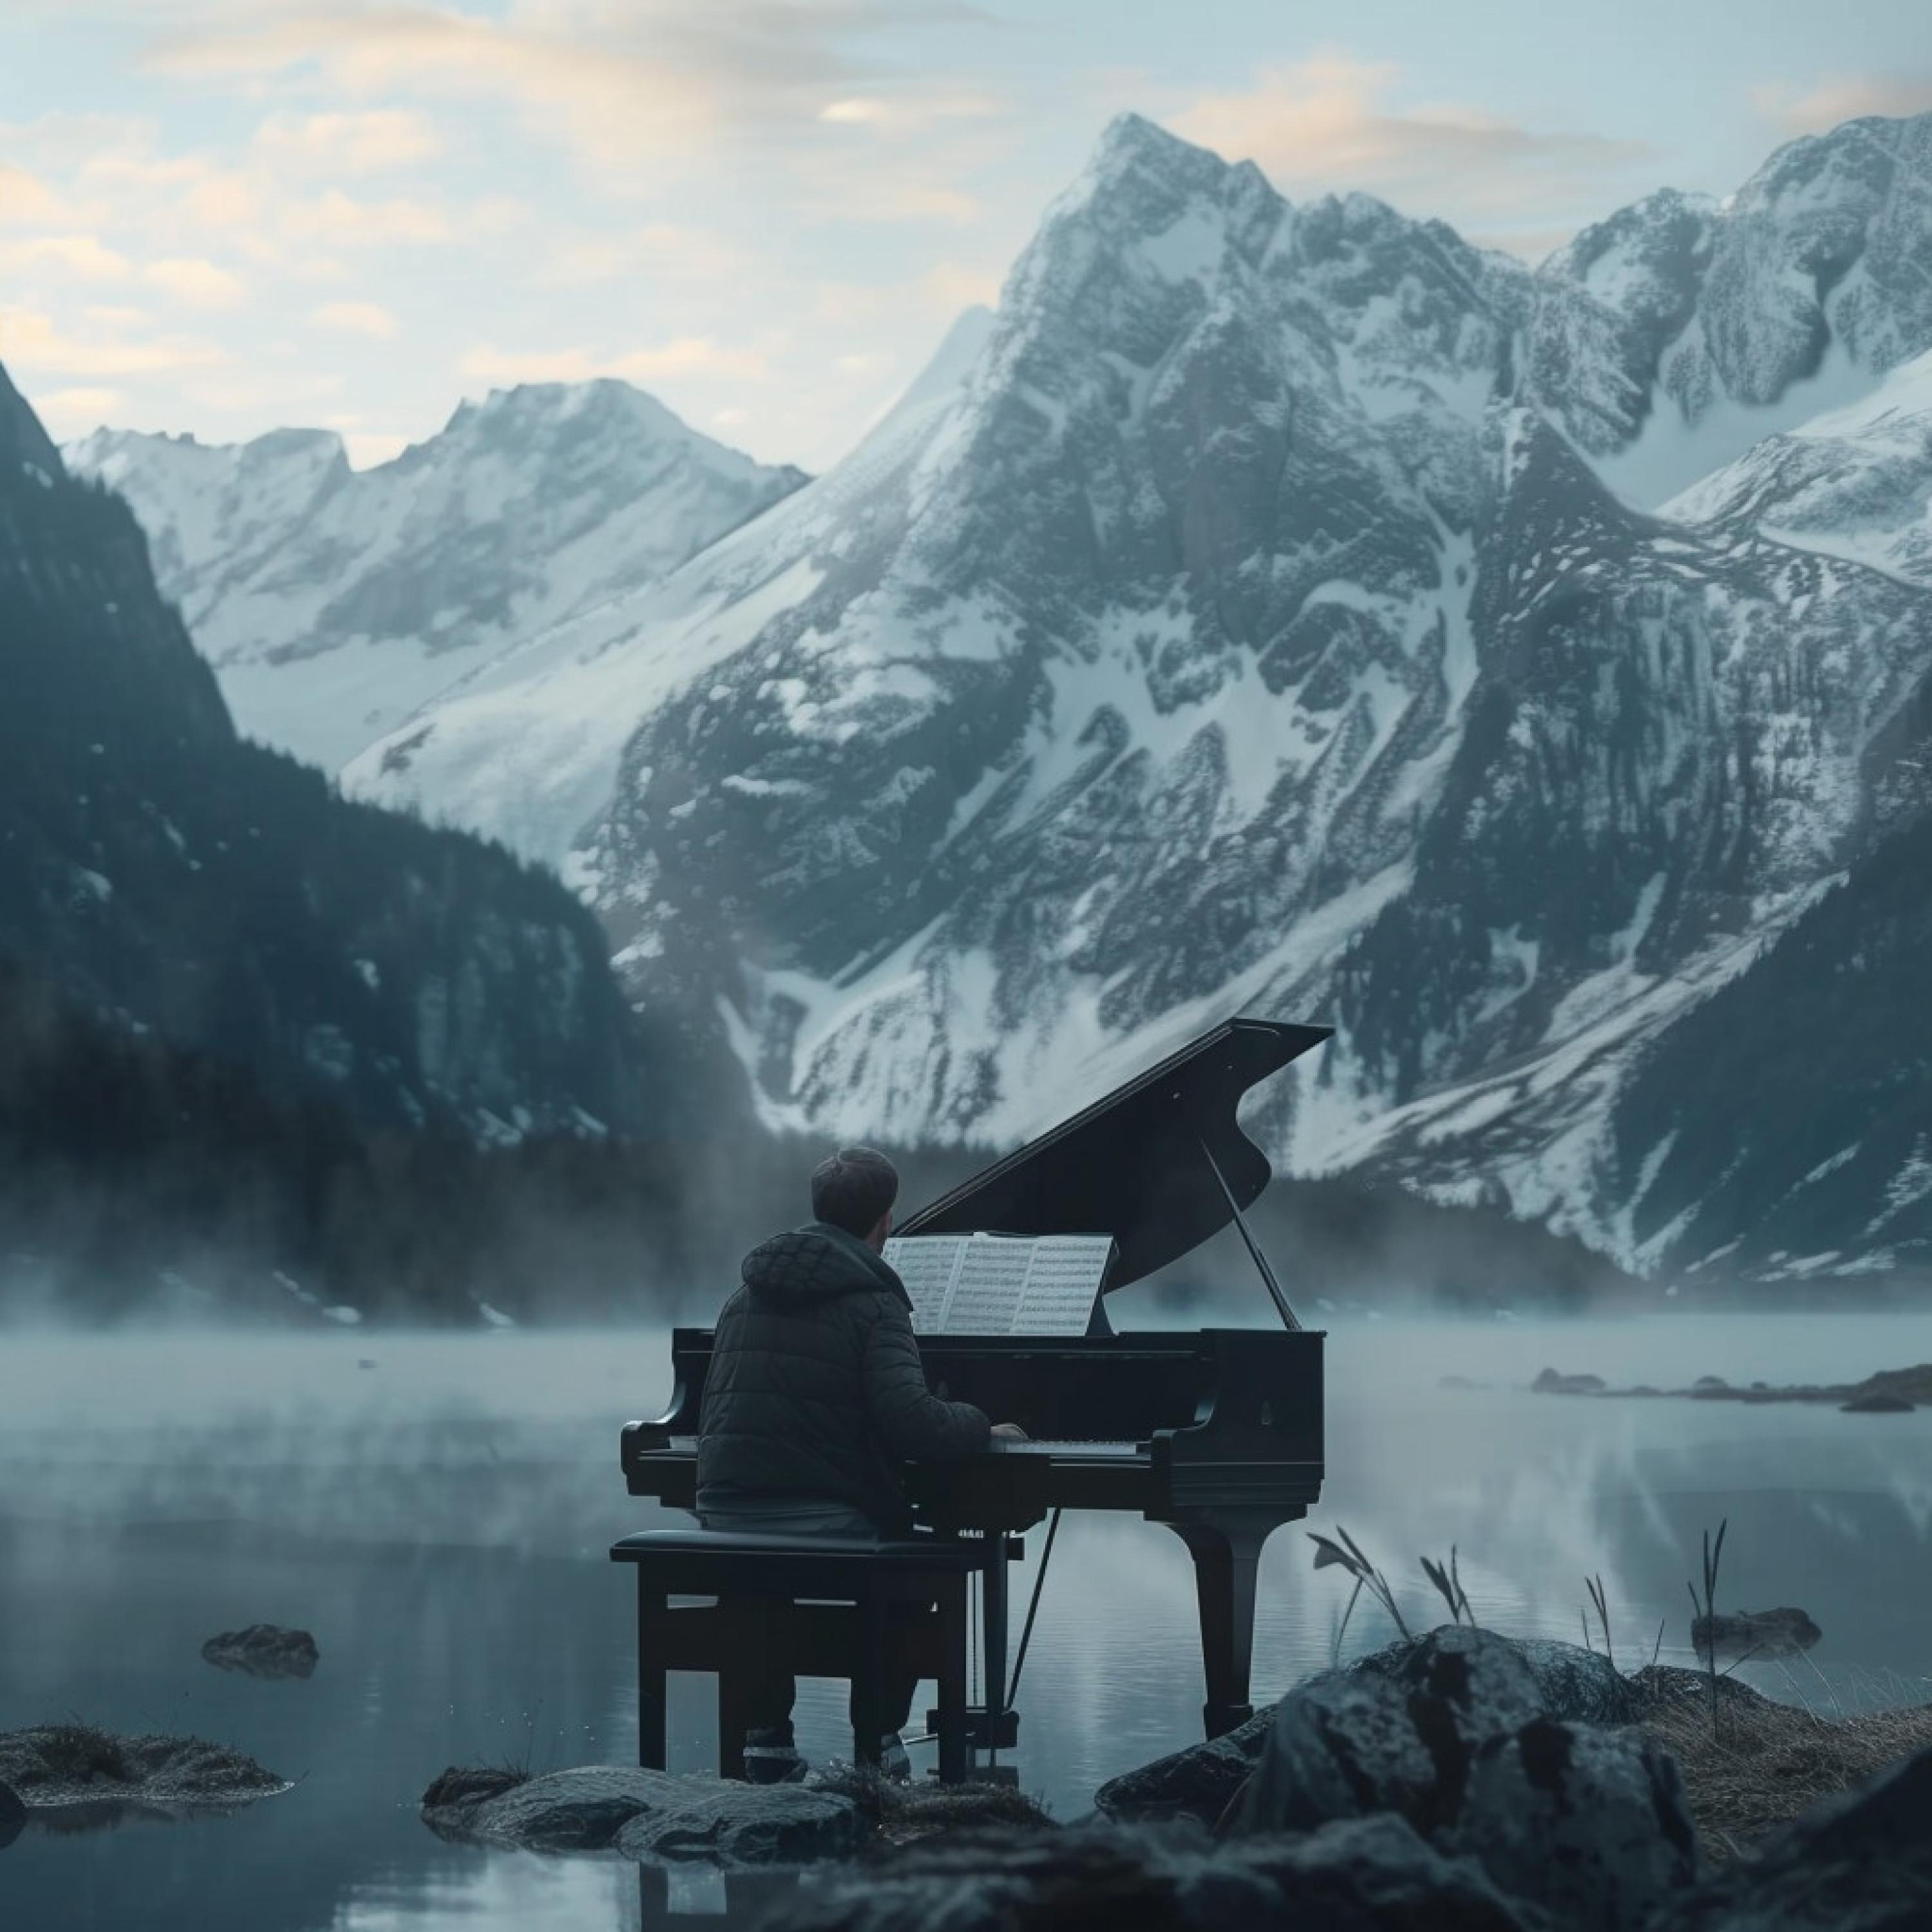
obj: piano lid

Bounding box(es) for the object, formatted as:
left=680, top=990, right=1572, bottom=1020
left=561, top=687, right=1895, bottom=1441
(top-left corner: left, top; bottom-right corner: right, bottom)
left=895, top=1016, right=1331, bottom=1292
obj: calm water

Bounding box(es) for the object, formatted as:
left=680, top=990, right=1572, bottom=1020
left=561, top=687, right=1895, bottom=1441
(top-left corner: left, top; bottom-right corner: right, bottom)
left=5, top=1311, right=1932, bottom=1931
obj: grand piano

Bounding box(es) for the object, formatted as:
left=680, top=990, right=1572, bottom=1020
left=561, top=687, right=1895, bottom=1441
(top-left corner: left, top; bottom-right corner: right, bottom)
left=620, top=1015, right=1329, bottom=1741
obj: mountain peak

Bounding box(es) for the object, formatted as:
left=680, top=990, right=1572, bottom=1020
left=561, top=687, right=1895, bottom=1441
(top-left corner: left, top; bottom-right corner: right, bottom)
left=1075, top=111, right=1232, bottom=204
left=0, top=362, right=64, bottom=480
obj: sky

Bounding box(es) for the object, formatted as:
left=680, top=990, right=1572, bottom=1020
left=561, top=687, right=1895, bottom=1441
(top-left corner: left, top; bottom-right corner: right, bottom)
left=1, top=1, right=1927, bottom=474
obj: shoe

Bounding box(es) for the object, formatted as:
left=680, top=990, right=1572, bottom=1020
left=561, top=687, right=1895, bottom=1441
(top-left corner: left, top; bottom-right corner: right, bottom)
left=743, top=1723, right=807, bottom=1785
left=876, top=1732, right=911, bottom=1782
left=743, top=1745, right=809, bottom=1785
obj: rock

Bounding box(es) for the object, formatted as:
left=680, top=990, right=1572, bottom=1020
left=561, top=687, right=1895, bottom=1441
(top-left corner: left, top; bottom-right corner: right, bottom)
left=1226, top=1630, right=1705, bottom=1927
left=0, top=1726, right=284, bottom=1807
left=615, top=1781, right=865, bottom=1866
left=1690, top=1608, right=1822, bottom=1662
left=1343, top=1633, right=1634, bottom=1724
left=1841, top=1392, right=1913, bottom=1413
left=1692, top=1376, right=1730, bottom=1393
left=1093, top=1708, right=1273, bottom=1822
left=1627, top=1665, right=1773, bottom=1716
left=200, top=1624, right=319, bottom=1680
left=1455, top=1716, right=1702, bottom=1931
left=422, top=1763, right=861, bottom=1864
left=0, top=1781, right=23, bottom=1824
left=1532, top=1368, right=1607, bottom=1395
left=768, top=1815, right=1540, bottom=1931
left=1653, top=1737, right=1932, bottom=1930
left=1509, top=1638, right=1637, bottom=1725
left=1236, top=1627, right=1545, bottom=1836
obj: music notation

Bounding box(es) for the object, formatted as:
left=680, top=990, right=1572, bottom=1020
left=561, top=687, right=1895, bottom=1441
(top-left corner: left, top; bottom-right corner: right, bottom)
left=882, top=1232, right=1115, bottom=1336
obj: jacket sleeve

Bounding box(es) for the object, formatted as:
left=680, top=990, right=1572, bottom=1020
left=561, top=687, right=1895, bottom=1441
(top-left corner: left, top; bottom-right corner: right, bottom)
left=862, top=1300, right=991, bottom=1460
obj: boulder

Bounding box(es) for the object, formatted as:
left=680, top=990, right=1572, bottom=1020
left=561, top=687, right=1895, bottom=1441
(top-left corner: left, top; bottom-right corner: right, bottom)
left=0, top=1780, right=23, bottom=1824
left=200, top=1625, right=319, bottom=1680
left=1690, top=1609, right=1821, bottom=1662
left=1510, top=1639, right=1638, bottom=1724
left=1455, top=1716, right=1701, bottom=1931
left=1654, top=1738, right=1932, bottom=1929
left=766, top=1815, right=1540, bottom=1932
left=616, top=1781, right=866, bottom=1866
left=422, top=1764, right=860, bottom=1864
left=1341, top=1633, right=1633, bottom=1727
left=1225, top=1629, right=1704, bottom=1928
left=1093, top=1708, right=1273, bottom=1822
left=1235, top=1627, right=1544, bottom=1837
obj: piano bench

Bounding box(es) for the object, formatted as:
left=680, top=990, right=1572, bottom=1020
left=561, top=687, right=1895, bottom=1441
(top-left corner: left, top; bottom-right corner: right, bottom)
left=610, top=1529, right=1003, bottom=1785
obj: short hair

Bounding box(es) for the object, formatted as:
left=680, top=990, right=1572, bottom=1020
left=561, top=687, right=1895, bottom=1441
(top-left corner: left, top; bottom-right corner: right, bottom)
left=811, top=1145, right=899, bottom=1237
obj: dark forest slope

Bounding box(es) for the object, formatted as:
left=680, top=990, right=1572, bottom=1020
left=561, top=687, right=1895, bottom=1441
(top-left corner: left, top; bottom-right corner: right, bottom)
left=0, top=361, right=702, bottom=1137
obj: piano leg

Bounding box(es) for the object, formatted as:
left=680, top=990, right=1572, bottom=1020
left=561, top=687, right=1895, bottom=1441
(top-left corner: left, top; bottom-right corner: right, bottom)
left=981, top=1535, right=1009, bottom=1759
left=1164, top=1519, right=1271, bottom=1738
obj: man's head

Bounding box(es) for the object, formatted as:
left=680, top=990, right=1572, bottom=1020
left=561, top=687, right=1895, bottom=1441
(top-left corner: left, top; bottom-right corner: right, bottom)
left=811, top=1145, right=899, bottom=1249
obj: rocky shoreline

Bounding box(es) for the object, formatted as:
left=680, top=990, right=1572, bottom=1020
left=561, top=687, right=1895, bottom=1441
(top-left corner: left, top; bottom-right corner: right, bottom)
left=1524, top=1362, right=1932, bottom=1412
left=408, top=1628, right=1929, bottom=1929
left=14, top=1630, right=1928, bottom=1926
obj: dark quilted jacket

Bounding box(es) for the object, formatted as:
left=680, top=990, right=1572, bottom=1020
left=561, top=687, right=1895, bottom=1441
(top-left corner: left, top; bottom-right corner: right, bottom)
left=696, top=1222, right=990, bottom=1535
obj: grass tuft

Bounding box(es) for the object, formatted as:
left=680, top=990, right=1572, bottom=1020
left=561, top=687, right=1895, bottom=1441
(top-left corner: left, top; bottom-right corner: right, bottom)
left=1641, top=1692, right=1932, bottom=1859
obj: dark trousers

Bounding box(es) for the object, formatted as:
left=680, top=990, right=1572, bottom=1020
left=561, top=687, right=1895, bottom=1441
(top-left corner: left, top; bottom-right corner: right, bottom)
left=697, top=1499, right=931, bottom=1742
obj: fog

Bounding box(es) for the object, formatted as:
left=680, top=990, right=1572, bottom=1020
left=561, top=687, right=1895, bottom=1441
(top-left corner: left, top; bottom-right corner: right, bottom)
left=6, top=1310, right=1932, bottom=1931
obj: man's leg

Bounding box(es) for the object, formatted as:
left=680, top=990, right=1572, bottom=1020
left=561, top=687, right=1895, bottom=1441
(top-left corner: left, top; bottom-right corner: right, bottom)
left=849, top=1595, right=935, bottom=1775
left=731, top=1595, right=802, bottom=1782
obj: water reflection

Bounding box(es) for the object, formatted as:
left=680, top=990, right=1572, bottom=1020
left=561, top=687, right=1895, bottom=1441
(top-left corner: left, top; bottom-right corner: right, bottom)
left=2, top=1316, right=1930, bottom=1931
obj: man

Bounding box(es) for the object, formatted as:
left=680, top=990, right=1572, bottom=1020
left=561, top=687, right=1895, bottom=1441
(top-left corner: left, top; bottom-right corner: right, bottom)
left=696, top=1145, right=1023, bottom=1781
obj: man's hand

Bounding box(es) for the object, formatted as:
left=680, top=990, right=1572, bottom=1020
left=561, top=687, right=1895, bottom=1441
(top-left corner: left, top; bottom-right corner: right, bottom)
left=989, top=1422, right=1029, bottom=1441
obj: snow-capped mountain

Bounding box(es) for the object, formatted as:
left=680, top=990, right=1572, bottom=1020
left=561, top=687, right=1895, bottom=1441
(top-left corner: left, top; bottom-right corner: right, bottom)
left=136, top=110, right=1932, bottom=1277
left=2, top=359, right=678, bottom=1139
left=1660, top=347, right=1932, bottom=584
left=67, top=383, right=805, bottom=771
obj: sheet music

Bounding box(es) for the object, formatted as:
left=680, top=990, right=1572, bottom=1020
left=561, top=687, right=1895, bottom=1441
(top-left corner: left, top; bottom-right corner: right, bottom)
left=1016, top=1238, right=1113, bottom=1332
left=889, top=1237, right=960, bottom=1331
left=882, top=1232, right=1115, bottom=1336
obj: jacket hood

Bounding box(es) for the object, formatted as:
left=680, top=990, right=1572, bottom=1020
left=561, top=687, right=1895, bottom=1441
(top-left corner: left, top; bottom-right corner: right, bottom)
left=739, top=1222, right=909, bottom=1310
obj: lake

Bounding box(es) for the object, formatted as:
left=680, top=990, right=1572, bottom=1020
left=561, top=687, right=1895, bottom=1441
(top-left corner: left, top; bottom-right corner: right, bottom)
left=4, top=1311, right=1932, bottom=1930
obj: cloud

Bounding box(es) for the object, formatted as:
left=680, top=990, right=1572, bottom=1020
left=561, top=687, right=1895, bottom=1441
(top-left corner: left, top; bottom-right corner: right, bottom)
left=1752, top=75, right=1932, bottom=135
left=314, top=299, right=399, bottom=338
left=281, top=190, right=452, bottom=247
left=540, top=222, right=746, bottom=288
left=1168, top=53, right=1653, bottom=223
left=341, top=430, right=410, bottom=469
left=461, top=335, right=769, bottom=388
left=31, top=385, right=122, bottom=435
left=0, top=233, right=134, bottom=280
left=0, top=161, right=79, bottom=227
left=0, top=305, right=225, bottom=377
left=252, top=109, right=443, bottom=175
left=818, top=91, right=1004, bottom=131
left=145, top=1, right=1005, bottom=185
left=144, top=256, right=248, bottom=309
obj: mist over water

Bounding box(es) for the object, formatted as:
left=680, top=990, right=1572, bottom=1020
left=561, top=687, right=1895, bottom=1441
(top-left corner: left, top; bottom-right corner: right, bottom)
left=5, top=1311, right=1932, bottom=1931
